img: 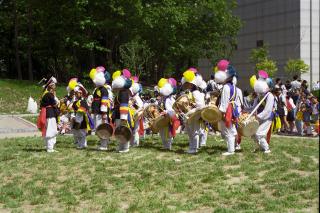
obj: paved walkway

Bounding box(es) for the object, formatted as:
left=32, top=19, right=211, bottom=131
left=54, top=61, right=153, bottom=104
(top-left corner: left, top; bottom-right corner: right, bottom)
left=0, top=115, right=40, bottom=139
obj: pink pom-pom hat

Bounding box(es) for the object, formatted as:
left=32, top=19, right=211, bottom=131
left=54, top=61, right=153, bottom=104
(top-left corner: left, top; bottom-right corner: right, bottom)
left=258, top=70, right=268, bottom=79
left=96, top=66, right=105, bottom=73
left=122, top=69, right=131, bottom=79
left=217, top=59, right=229, bottom=71
left=168, top=78, right=177, bottom=87
left=188, top=67, right=198, bottom=73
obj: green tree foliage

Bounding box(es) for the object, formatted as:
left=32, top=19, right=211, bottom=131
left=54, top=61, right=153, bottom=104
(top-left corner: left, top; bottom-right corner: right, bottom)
left=255, top=59, right=278, bottom=78
left=249, top=45, right=269, bottom=64
left=0, top=0, right=241, bottom=83
left=119, top=39, right=154, bottom=78
left=284, top=59, right=309, bottom=75
left=249, top=45, right=278, bottom=77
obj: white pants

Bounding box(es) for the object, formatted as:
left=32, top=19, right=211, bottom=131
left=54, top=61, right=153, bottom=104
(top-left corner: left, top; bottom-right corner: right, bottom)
left=73, top=129, right=87, bottom=148
left=131, top=120, right=140, bottom=146
left=255, top=120, right=272, bottom=151
left=186, top=119, right=202, bottom=152
left=219, top=121, right=237, bottom=153
left=199, top=124, right=207, bottom=147
left=45, top=118, right=58, bottom=151
left=159, top=127, right=173, bottom=150
left=94, top=114, right=109, bottom=148
left=116, top=119, right=130, bottom=152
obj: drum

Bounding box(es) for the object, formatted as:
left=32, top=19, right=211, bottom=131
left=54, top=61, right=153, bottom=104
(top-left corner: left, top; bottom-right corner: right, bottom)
left=143, top=104, right=162, bottom=133
left=152, top=114, right=170, bottom=132
left=115, top=125, right=132, bottom=142
left=238, top=113, right=259, bottom=137
left=173, top=94, right=201, bottom=123
left=96, top=123, right=114, bottom=139
left=201, top=105, right=222, bottom=123
left=172, top=94, right=195, bottom=114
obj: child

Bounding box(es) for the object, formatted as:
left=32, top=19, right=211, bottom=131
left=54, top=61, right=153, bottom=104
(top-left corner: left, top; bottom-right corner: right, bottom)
left=72, top=84, right=90, bottom=149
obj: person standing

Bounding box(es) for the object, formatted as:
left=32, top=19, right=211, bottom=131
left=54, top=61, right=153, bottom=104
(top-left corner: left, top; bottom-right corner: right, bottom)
left=37, top=77, right=59, bottom=153
left=89, top=66, right=112, bottom=151
left=71, top=84, right=91, bottom=149
left=252, top=70, right=275, bottom=153
left=214, top=60, right=239, bottom=156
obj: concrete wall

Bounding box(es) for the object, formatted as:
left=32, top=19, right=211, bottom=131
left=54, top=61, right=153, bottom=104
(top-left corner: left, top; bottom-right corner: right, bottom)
left=198, top=0, right=319, bottom=90
left=300, top=0, right=320, bottom=86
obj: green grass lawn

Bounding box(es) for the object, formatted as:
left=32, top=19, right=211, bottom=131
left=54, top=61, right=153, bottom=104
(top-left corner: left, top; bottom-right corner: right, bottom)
left=0, top=134, right=318, bottom=212
left=0, top=79, right=68, bottom=114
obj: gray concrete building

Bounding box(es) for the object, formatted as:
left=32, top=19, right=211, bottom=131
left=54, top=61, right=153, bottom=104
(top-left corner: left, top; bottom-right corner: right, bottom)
left=198, top=0, right=319, bottom=90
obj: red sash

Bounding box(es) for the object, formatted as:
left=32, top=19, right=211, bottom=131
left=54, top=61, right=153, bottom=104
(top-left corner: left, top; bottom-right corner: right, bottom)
left=138, top=118, right=144, bottom=136
left=169, top=115, right=180, bottom=137
left=37, top=107, right=47, bottom=137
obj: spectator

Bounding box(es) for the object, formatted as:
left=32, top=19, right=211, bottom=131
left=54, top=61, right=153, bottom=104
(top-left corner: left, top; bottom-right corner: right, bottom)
left=311, top=96, right=319, bottom=123
left=291, top=75, right=301, bottom=90
left=285, top=93, right=296, bottom=133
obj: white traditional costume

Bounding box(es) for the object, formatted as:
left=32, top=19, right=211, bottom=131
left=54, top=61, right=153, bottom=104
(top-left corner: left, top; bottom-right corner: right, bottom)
left=180, top=69, right=207, bottom=154
left=37, top=77, right=59, bottom=153
left=215, top=60, right=240, bottom=156
left=252, top=70, right=275, bottom=153
left=157, top=78, right=180, bottom=150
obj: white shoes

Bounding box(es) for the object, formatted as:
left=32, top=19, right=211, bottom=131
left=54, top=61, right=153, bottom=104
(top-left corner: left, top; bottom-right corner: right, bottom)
left=47, top=149, right=59, bottom=153
left=235, top=144, right=241, bottom=150
left=222, top=152, right=235, bottom=156
left=264, top=150, right=271, bottom=154
left=118, top=149, right=129, bottom=153
left=97, top=146, right=108, bottom=151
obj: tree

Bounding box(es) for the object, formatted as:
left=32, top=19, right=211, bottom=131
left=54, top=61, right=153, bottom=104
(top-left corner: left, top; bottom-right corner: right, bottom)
left=284, top=59, right=309, bottom=75
left=255, top=59, right=278, bottom=78
left=249, top=45, right=269, bottom=64
left=249, top=45, right=278, bottom=77
left=0, top=0, right=241, bottom=83
left=119, top=39, right=154, bottom=78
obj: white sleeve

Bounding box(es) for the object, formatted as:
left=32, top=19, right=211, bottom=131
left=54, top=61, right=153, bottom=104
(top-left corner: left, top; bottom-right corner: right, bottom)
left=218, top=85, right=230, bottom=113
left=257, top=93, right=274, bottom=120
left=289, top=98, right=296, bottom=109
left=192, top=90, right=205, bottom=108
left=165, top=96, right=175, bottom=116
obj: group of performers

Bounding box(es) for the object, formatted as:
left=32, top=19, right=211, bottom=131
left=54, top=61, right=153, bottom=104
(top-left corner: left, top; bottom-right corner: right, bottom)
left=37, top=60, right=276, bottom=155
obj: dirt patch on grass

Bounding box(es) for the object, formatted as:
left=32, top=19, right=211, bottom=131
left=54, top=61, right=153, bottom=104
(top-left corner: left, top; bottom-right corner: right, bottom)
left=283, top=152, right=301, bottom=164
left=288, top=169, right=315, bottom=177
left=223, top=164, right=241, bottom=171
left=225, top=172, right=247, bottom=185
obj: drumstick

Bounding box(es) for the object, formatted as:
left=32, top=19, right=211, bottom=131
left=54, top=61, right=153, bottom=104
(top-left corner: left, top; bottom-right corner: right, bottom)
left=245, top=92, right=269, bottom=122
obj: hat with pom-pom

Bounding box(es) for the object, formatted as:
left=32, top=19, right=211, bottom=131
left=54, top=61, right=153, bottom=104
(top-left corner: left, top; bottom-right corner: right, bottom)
left=68, top=78, right=78, bottom=91
left=258, top=70, right=268, bottom=79
left=157, top=78, right=174, bottom=96
left=217, top=59, right=229, bottom=71
left=111, top=69, right=132, bottom=89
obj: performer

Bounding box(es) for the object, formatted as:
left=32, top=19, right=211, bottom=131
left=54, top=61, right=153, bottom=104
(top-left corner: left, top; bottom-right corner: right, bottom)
left=112, top=69, right=133, bottom=153
left=129, top=76, right=144, bottom=147
left=157, top=77, right=180, bottom=150
left=71, top=83, right=91, bottom=149
left=180, top=69, right=207, bottom=154
left=58, top=78, right=78, bottom=134
left=90, top=66, right=112, bottom=151
left=252, top=70, right=275, bottom=153
left=37, top=77, right=59, bottom=153
left=215, top=60, right=239, bottom=156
